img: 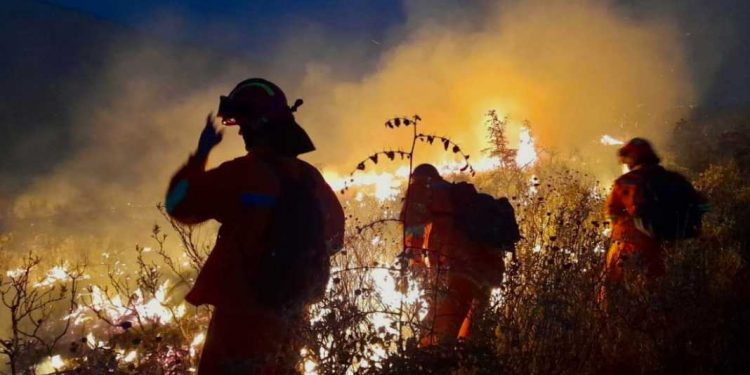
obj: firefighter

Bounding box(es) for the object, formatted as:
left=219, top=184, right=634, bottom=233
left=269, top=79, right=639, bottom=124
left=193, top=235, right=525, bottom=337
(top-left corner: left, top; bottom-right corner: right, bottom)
left=165, top=78, right=344, bottom=374
left=603, top=139, right=709, bottom=372
left=402, top=164, right=504, bottom=346
left=604, top=138, right=665, bottom=286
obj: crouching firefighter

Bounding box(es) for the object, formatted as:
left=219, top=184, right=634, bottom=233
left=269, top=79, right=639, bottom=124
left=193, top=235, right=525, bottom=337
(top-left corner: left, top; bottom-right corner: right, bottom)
left=165, top=78, right=345, bottom=375
left=401, top=164, right=520, bottom=346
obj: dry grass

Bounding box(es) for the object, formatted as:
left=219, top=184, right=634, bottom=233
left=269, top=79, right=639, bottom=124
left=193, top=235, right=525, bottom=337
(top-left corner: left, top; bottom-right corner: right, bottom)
left=1, top=146, right=749, bottom=374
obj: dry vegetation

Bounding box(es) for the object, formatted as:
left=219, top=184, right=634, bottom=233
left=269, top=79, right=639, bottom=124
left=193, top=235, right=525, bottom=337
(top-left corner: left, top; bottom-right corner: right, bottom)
left=1, top=114, right=749, bottom=374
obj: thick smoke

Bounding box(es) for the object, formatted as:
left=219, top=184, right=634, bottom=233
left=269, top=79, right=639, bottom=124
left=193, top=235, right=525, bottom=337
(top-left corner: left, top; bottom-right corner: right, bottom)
left=4, top=0, right=698, bottom=252
left=299, top=0, right=693, bottom=176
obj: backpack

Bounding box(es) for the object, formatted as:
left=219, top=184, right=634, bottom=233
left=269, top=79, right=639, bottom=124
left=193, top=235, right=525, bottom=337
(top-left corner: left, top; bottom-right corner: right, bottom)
left=638, top=167, right=705, bottom=241
left=253, top=162, right=330, bottom=310
left=450, top=182, right=521, bottom=252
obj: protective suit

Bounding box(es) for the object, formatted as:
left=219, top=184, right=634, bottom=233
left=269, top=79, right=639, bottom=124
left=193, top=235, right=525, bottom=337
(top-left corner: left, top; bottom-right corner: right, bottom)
left=605, top=166, right=665, bottom=283
left=402, top=164, right=503, bottom=346
left=166, top=78, right=344, bottom=374
left=604, top=138, right=666, bottom=287
left=168, top=153, right=342, bottom=374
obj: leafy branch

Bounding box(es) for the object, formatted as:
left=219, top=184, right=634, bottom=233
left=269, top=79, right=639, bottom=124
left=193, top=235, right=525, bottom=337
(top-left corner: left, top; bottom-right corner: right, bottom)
left=416, top=133, right=476, bottom=176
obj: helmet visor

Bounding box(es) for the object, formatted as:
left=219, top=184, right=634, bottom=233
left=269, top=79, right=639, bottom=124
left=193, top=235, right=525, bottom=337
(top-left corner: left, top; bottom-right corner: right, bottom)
left=217, top=95, right=242, bottom=125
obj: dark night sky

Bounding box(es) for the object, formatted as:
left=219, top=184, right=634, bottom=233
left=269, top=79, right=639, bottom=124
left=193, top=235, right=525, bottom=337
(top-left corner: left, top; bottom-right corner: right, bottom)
left=28, top=0, right=750, bottom=109
left=42, top=0, right=405, bottom=55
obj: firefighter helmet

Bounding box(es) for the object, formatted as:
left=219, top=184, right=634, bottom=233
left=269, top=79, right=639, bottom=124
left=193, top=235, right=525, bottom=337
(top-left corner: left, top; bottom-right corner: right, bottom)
left=618, top=137, right=660, bottom=166
left=217, top=78, right=314, bottom=156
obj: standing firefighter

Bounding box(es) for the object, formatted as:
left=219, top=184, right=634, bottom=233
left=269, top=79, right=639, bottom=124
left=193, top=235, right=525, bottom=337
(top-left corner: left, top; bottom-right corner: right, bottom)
left=604, top=138, right=706, bottom=287
left=402, top=164, right=518, bottom=346
left=165, top=78, right=344, bottom=374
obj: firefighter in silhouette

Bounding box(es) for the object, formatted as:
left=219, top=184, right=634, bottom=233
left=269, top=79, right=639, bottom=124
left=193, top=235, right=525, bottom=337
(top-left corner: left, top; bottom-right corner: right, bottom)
left=165, top=78, right=344, bottom=374
left=604, top=138, right=706, bottom=287
left=402, top=164, right=516, bottom=346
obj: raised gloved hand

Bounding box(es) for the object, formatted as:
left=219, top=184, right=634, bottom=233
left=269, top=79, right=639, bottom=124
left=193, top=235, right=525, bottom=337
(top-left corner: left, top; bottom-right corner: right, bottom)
left=196, top=113, right=223, bottom=158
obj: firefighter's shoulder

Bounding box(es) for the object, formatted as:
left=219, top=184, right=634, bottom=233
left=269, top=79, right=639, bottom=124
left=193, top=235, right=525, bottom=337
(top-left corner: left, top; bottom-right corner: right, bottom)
left=292, top=158, right=329, bottom=184
left=614, top=169, right=645, bottom=186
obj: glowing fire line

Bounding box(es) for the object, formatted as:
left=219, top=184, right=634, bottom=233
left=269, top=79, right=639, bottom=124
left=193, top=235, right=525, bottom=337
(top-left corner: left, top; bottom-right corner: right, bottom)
left=324, top=127, right=539, bottom=201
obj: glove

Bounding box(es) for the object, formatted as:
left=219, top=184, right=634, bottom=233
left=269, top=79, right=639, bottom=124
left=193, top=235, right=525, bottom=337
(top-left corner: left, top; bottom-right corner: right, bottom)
left=196, top=113, right=223, bottom=158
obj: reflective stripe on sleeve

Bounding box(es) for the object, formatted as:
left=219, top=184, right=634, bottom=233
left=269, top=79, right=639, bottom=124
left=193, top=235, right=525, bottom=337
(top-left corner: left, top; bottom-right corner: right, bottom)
left=239, top=192, right=277, bottom=208
left=165, top=179, right=190, bottom=214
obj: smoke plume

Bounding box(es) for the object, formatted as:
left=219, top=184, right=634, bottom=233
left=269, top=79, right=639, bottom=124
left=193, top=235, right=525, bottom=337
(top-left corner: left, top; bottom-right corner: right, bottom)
left=3, top=0, right=699, bottom=252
